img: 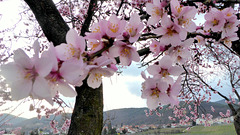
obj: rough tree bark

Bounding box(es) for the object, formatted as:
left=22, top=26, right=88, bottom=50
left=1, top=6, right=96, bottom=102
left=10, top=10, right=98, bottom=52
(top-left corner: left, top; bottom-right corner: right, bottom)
left=24, top=0, right=103, bottom=134
left=234, top=109, right=240, bottom=135
left=68, top=79, right=103, bottom=135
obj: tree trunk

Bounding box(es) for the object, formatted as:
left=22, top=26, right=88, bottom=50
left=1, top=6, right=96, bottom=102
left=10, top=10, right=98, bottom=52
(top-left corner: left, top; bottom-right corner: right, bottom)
left=24, top=0, right=103, bottom=134
left=234, top=109, right=240, bottom=135
left=68, top=79, right=103, bottom=135
left=24, top=0, right=69, bottom=46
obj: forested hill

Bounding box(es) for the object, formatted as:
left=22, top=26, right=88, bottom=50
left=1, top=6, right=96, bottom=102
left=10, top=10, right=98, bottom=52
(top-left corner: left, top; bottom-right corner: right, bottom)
left=103, top=101, right=231, bottom=126
left=0, top=100, right=232, bottom=131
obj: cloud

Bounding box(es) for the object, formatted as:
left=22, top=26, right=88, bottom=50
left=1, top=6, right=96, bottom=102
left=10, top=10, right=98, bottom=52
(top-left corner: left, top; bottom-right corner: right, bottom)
left=125, top=81, right=142, bottom=97
left=103, top=74, right=146, bottom=111
left=120, top=62, right=145, bottom=77
left=116, top=62, right=146, bottom=96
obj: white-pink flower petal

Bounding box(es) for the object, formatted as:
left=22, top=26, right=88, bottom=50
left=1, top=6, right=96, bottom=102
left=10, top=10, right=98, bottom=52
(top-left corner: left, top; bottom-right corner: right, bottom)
left=11, top=79, right=32, bottom=100
left=32, top=76, right=53, bottom=104
left=13, top=49, right=33, bottom=69
left=35, top=57, right=53, bottom=77
left=57, top=82, right=77, bottom=97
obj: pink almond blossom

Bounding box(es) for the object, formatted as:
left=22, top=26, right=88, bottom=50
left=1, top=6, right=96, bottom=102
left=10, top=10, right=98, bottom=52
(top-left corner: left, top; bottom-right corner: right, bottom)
left=141, top=77, right=169, bottom=110
left=124, top=13, right=144, bottom=43
left=43, top=43, right=79, bottom=97
left=109, top=41, right=140, bottom=66
left=0, top=41, right=53, bottom=104
left=153, top=14, right=187, bottom=46
left=146, top=0, right=165, bottom=25
left=103, top=15, right=126, bottom=38
left=86, top=56, right=115, bottom=88
left=55, top=29, right=86, bottom=64
left=171, top=0, right=197, bottom=32
left=147, top=55, right=184, bottom=83
left=221, top=9, right=240, bottom=39
left=167, top=38, right=194, bottom=64
left=221, top=33, right=239, bottom=48
left=149, top=40, right=166, bottom=56
left=204, top=8, right=225, bottom=32
left=85, top=20, right=107, bottom=40
left=165, top=76, right=182, bottom=106
left=87, top=39, right=105, bottom=54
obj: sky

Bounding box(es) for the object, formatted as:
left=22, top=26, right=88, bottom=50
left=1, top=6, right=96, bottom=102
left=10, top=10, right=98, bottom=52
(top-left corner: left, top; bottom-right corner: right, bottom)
left=0, top=0, right=236, bottom=119
left=103, top=63, right=147, bottom=111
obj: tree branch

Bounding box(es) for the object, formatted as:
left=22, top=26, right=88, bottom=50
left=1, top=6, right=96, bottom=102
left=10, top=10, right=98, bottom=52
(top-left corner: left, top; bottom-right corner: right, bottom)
left=80, top=0, right=98, bottom=36
left=24, top=0, right=70, bottom=46
left=116, top=0, right=124, bottom=16
left=192, top=70, right=237, bottom=115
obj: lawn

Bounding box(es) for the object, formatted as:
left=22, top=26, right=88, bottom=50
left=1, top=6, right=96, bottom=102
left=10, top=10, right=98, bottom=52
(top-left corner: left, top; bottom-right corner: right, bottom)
left=133, top=124, right=236, bottom=135
left=180, top=124, right=236, bottom=135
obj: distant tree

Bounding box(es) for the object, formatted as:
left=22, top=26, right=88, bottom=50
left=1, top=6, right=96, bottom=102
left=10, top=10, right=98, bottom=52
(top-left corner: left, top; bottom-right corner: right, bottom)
left=109, top=128, right=117, bottom=134
left=107, top=121, right=113, bottom=134
left=103, top=128, right=107, bottom=135
left=122, top=128, right=128, bottom=134
left=29, top=129, right=38, bottom=135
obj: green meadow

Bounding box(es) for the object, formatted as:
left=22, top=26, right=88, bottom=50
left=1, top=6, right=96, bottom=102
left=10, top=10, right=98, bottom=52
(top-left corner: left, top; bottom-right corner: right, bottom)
left=180, top=124, right=236, bottom=135
left=134, top=124, right=236, bottom=135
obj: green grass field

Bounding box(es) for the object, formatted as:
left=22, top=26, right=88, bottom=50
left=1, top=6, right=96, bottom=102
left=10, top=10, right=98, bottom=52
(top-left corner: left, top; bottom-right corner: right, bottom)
left=180, top=124, right=236, bottom=135
left=134, top=124, right=236, bottom=135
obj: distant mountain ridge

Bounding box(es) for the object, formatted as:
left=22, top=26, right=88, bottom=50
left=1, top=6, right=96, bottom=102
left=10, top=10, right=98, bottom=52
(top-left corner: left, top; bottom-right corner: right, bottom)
left=215, top=99, right=239, bottom=105
left=0, top=99, right=232, bottom=131
left=104, top=100, right=231, bottom=126
left=0, top=114, right=27, bottom=127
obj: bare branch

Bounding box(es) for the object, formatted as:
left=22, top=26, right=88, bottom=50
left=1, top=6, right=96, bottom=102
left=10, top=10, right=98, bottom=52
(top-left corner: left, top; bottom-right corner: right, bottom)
left=80, top=0, right=98, bottom=36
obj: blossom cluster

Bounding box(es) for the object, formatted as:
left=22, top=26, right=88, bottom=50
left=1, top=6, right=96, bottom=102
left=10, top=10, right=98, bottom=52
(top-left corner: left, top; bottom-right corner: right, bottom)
left=0, top=13, right=145, bottom=105
left=141, top=57, right=183, bottom=110
left=204, top=7, right=239, bottom=47
left=141, top=0, right=198, bottom=110
left=140, top=0, right=239, bottom=110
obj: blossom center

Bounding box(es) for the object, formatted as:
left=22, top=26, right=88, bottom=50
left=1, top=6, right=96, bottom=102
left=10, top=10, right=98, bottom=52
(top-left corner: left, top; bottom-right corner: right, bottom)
left=177, top=56, right=182, bottom=61
left=45, top=71, right=62, bottom=83
left=24, top=68, right=38, bottom=80
left=127, top=26, right=137, bottom=37
left=93, top=26, right=100, bottom=33
left=109, top=23, right=119, bottom=33
left=160, top=68, right=170, bottom=77
left=153, top=7, right=161, bottom=16
left=166, top=85, right=171, bottom=96
left=166, top=27, right=177, bottom=36
left=176, top=6, right=183, bottom=14
left=212, top=19, right=219, bottom=26
left=90, top=42, right=100, bottom=51
left=151, top=87, right=160, bottom=98
left=67, top=44, right=81, bottom=59
left=178, top=17, right=190, bottom=26
left=93, top=73, right=103, bottom=82
left=120, top=47, right=131, bottom=57
left=226, top=12, right=232, bottom=17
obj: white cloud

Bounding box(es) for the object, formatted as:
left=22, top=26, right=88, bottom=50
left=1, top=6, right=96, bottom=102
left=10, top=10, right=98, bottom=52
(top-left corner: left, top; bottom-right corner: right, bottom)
left=103, top=74, right=147, bottom=111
